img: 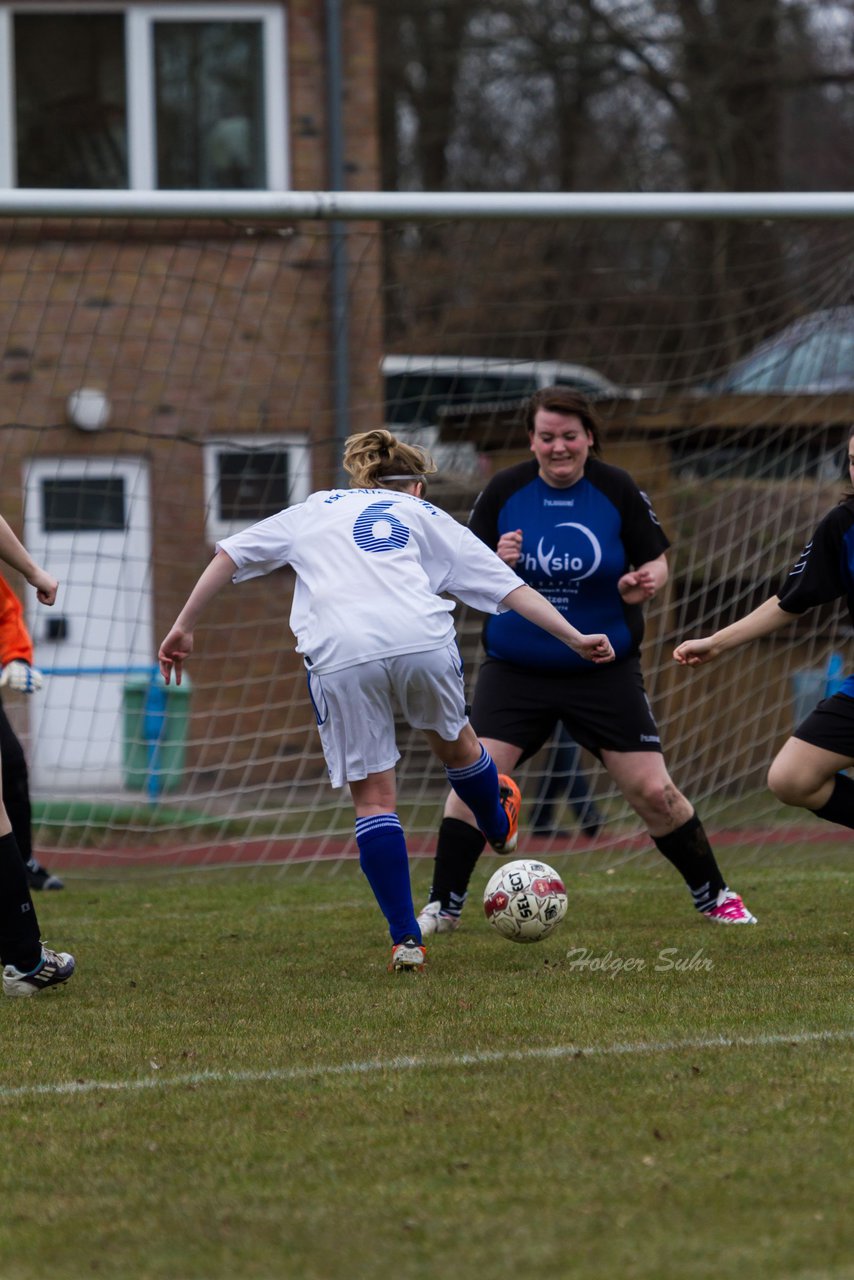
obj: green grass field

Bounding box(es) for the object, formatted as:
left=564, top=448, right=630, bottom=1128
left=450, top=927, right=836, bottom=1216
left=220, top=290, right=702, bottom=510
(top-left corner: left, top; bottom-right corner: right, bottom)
left=1, top=845, right=852, bottom=1280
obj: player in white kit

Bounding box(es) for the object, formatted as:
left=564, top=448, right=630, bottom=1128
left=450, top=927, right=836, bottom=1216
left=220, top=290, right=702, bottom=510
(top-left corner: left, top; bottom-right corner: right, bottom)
left=158, top=430, right=613, bottom=972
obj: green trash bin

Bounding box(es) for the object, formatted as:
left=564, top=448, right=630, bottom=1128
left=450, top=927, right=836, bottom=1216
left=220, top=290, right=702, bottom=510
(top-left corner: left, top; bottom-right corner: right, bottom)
left=122, top=669, right=192, bottom=795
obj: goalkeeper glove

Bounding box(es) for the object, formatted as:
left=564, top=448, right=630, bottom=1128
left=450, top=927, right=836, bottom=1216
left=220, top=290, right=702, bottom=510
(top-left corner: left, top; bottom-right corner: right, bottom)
left=0, top=660, right=43, bottom=693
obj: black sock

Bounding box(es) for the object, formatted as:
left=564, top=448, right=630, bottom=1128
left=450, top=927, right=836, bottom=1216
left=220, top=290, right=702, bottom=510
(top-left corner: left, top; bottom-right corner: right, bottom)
left=811, top=773, right=854, bottom=830
left=428, top=818, right=488, bottom=916
left=0, top=829, right=42, bottom=969
left=652, top=812, right=726, bottom=913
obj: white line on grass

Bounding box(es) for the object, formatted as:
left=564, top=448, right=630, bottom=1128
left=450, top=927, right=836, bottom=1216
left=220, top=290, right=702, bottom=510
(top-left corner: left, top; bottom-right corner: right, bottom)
left=1, top=1029, right=851, bottom=1103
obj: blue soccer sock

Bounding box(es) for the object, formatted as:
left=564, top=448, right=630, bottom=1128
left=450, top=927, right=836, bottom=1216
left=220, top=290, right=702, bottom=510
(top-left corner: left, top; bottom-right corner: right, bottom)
left=446, top=745, right=508, bottom=847
left=355, top=813, right=421, bottom=945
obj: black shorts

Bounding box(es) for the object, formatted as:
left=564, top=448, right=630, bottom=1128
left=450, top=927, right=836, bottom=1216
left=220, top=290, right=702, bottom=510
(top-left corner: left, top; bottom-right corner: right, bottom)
left=793, top=691, right=854, bottom=756
left=470, top=656, right=663, bottom=763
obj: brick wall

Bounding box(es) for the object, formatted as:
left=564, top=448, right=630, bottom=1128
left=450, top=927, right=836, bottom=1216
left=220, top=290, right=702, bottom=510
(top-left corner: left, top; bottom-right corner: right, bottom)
left=0, top=1, right=385, bottom=792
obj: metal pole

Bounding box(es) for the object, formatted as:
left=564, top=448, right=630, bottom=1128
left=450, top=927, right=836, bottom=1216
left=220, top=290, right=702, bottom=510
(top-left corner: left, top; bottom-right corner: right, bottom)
left=4, top=190, right=854, bottom=220
left=325, top=0, right=350, bottom=486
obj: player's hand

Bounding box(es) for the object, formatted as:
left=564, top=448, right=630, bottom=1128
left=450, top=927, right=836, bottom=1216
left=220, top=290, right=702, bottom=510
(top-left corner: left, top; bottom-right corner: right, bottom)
left=28, top=567, right=58, bottom=606
left=0, top=660, right=43, bottom=693
left=618, top=568, right=657, bottom=604
left=575, top=633, right=615, bottom=665
left=496, top=529, right=523, bottom=566
left=673, top=637, right=718, bottom=667
left=158, top=627, right=193, bottom=685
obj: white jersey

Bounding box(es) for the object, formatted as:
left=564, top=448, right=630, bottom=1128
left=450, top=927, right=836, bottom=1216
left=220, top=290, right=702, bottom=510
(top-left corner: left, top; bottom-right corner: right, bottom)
left=217, top=488, right=525, bottom=674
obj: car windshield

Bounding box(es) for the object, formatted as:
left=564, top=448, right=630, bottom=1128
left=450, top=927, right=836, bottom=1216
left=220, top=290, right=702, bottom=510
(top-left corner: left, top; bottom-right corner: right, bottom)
left=385, top=372, right=539, bottom=428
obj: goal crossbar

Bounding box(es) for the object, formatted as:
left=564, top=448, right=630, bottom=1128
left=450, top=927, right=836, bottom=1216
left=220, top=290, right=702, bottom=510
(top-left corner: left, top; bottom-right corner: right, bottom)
left=2, top=190, right=854, bottom=221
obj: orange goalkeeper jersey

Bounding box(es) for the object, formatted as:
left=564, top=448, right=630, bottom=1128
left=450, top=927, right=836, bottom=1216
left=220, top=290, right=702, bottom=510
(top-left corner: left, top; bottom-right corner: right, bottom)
left=0, top=573, right=33, bottom=666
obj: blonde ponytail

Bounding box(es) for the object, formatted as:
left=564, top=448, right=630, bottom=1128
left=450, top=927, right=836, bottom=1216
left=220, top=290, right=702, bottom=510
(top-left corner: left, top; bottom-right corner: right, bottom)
left=342, top=429, right=437, bottom=491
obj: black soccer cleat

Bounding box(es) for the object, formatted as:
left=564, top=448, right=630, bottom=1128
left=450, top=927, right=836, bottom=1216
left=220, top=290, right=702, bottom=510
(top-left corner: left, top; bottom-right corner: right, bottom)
left=27, top=859, right=64, bottom=891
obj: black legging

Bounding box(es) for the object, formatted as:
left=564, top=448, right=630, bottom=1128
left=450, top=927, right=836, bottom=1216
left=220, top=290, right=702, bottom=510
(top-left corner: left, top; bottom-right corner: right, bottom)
left=0, top=697, right=41, bottom=967
left=0, top=695, right=32, bottom=864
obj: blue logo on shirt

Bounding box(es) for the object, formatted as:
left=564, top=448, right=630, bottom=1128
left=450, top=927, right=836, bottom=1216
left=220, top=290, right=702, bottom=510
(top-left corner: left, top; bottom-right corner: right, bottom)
left=522, top=522, right=603, bottom=581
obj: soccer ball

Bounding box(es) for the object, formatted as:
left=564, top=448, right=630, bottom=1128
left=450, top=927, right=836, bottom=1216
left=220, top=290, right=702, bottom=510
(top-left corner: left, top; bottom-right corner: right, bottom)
left=483, top=859, right=568, bottom=943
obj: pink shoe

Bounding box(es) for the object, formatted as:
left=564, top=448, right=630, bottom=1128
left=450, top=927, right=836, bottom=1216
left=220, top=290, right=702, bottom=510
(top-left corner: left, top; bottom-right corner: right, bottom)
left=702, top=889, right=757, bottom=924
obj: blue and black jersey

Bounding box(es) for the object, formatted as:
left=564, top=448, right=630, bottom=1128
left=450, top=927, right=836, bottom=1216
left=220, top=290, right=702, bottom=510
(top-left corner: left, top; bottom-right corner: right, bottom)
left=777, top=497, right=854, bottom=697
left=469, top=457, right=670, bottom=672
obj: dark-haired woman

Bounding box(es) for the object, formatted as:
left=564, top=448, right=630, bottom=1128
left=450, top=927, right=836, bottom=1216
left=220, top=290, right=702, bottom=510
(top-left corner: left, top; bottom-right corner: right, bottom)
left=417, top=387, right=756, bottom=938
left=159, top=429, right=614, bottom=972
left=676, top=427, right=854, bottom=834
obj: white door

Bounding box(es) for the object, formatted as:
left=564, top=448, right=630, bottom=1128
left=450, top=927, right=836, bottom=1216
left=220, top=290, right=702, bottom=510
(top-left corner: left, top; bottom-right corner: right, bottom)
left=23, top=457, right=153, bottom=791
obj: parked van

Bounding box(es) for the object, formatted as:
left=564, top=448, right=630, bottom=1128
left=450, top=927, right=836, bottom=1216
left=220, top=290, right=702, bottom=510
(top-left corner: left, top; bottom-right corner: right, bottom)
left=383, top=355, right=627, bottom=428
left=382, top=354, right=631, bottom=477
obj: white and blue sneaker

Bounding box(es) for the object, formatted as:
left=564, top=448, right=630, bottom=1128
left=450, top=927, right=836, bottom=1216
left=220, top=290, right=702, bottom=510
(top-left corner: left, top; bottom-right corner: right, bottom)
left=3, top=946, right=76, bottom=997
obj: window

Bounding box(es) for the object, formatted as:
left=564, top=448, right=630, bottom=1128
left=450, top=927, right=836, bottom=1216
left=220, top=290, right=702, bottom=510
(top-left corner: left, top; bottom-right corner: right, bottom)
left=384, top=371, right=538, bottom=431
left=0, top=4, right=287, bottom=189
left=42, top=477, right=127, bottom=532
left=14, top=13, right=127, bottom=189
left=203, top=437, right=310, bottom=544
left=154, top=20, right=266, bottom=190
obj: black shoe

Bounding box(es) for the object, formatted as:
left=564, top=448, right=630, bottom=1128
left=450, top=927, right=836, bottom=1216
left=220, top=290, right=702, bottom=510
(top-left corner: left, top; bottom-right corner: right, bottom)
left=27, top=860, right=64, bottom=891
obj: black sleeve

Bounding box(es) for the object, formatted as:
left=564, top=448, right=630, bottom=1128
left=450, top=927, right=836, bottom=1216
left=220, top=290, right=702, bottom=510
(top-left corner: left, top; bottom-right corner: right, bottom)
left=467, top=461, right=539, bottom=550
left=776, top=505, right=853, bottom=614
left=468, top=482, right=501, bottom=550
left=587, top=460, right=671, bottom=565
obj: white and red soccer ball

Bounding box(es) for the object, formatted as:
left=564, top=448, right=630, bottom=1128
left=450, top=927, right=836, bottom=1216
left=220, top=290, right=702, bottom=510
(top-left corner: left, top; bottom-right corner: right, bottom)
left=483, top=859, right=568, bottom=942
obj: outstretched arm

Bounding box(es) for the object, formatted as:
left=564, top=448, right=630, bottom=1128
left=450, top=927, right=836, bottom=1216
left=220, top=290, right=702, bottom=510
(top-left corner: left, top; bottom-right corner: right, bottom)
left=673, top=595, right=795, bottom=667
left=502, top=584, right=614, bottom=664
left=0, top=515, right=57, bottom=604
left=158, top=551, right=238, bottom=685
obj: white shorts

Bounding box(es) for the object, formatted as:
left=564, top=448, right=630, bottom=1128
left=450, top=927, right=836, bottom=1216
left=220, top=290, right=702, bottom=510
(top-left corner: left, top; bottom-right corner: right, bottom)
left=306, top=643, right=469, bottom=788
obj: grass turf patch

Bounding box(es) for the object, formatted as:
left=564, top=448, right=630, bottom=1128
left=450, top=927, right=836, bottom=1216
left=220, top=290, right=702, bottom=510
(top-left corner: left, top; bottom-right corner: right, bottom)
left=1, top=849, right=851, bottom=1280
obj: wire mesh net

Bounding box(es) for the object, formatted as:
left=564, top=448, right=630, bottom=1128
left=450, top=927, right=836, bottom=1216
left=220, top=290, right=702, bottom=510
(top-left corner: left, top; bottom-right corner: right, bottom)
left=0, top=211, right=852, bottom=873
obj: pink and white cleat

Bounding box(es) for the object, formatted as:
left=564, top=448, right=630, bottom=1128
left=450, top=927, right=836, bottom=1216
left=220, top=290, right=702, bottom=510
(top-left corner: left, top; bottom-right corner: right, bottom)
left=702, top=889, right=757, bottom=924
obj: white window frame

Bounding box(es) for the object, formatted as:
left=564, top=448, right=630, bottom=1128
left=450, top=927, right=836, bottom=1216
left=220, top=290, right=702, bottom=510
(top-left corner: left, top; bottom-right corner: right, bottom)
left=0, top=11, right=13, bottom=188
left=203, top=435, right=311, bottom=545
left=0, top=2, right=288, bottom=190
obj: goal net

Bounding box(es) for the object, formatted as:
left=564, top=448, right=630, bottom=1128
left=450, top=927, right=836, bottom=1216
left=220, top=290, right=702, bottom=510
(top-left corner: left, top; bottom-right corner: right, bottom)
left=0, top=200, right=852, bottom=873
